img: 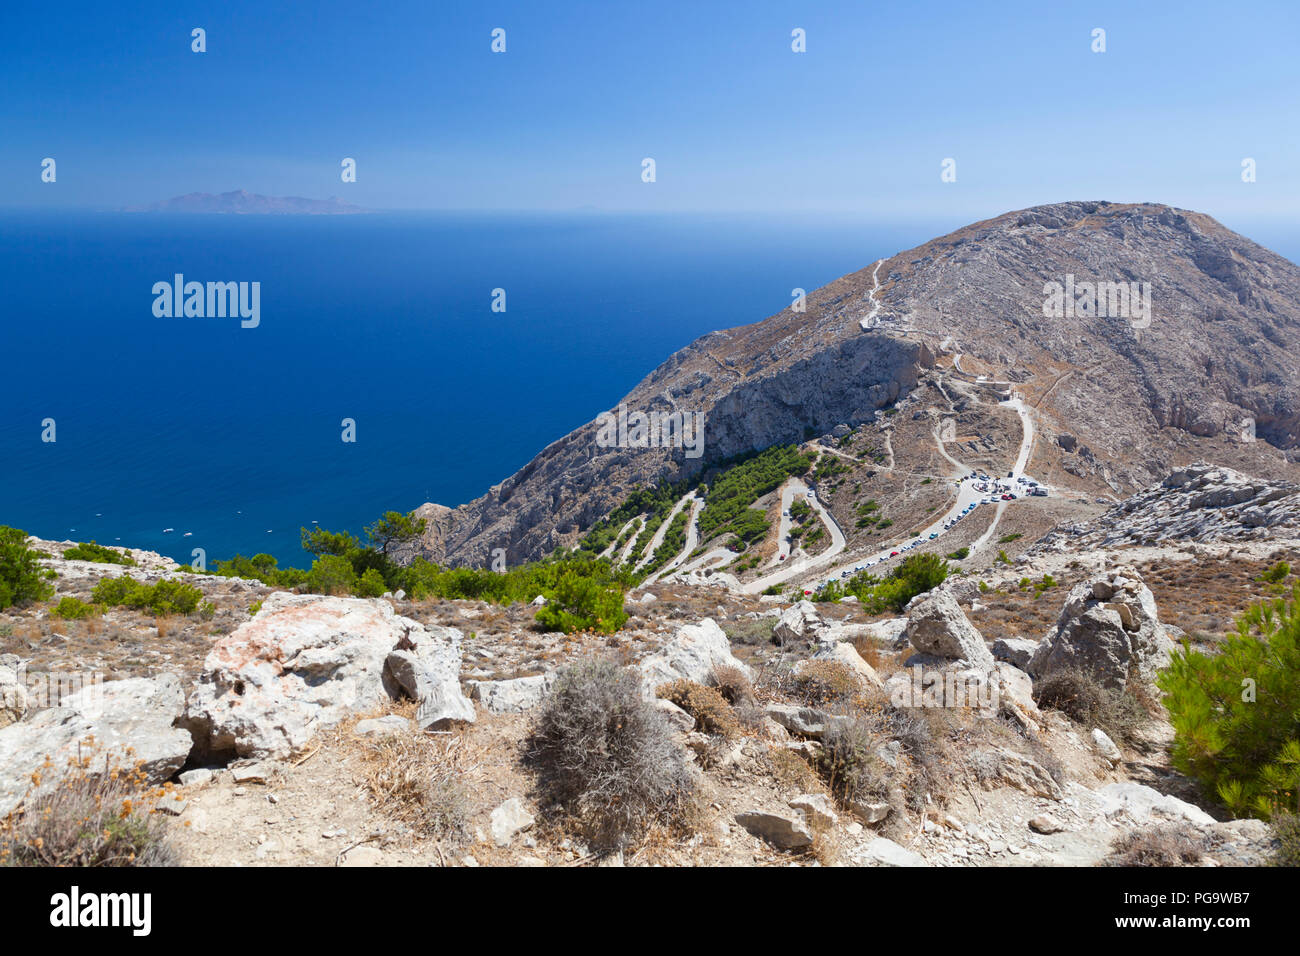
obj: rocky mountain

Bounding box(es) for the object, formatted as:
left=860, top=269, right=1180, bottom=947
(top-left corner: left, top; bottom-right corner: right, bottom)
left=412, top=201, right=1300, bottom=568
left=130, top=190, right=369, bottom=215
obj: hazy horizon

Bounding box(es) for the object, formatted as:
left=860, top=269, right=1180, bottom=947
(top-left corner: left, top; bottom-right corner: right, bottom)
left=4, top=0, right=1298, bottom=222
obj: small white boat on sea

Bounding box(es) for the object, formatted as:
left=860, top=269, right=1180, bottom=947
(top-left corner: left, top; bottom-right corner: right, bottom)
left=183, top=532, right=193, bottom=537
left=163, top=528, right=174, bottom=533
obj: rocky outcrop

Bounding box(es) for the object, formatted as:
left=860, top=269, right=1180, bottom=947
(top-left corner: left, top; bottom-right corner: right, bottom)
left=1034, top=464, right=1300, bottom=553
left=638, top=619, right=751, bottom=695
left=0, top=675, right=191, bottom=817
left=1027, top=567, right=1173, bottom=691
left=735, top=809, right=814, bottom=849
left=184, top=593, right=473, bottom=760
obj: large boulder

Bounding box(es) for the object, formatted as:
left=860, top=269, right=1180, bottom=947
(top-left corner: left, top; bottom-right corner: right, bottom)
left=1027, top=567, right=1173, bottom=691
left=0, top=675, right=191, bottom=818
left=184, top=593, right=472, bottom=760
left=639, top=619, right=751, bottom=695
left=773, top=601, right=824, bottom=645
left=905, top=590, right=994, bottom=670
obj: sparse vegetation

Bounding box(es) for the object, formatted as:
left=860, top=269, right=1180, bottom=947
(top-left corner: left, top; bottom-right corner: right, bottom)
left=787, top=661, right=863, bottom=707
left=723, top=616, right=777, bottom=645
left=527, top=658, right=696, bottom=852
left=1033, top=668, right=1149, bottom=747
left=709, top=665, right=755, bottom=706
left=1105, top=825, right=1206, bottom=867
left=817, top=717, right=890, bottom=803
left=356, top=727, right=469, bottom=844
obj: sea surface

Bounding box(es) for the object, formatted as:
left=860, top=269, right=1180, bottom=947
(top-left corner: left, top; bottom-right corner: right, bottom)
left=0, top=210, right=956, bottom=567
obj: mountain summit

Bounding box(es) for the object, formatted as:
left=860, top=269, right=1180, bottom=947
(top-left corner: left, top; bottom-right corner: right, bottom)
left=410, top=201, right=1300, bottom=568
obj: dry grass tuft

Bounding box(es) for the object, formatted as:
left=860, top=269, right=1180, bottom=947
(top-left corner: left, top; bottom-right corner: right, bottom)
left=1106, top=825, right=1207, bottom=866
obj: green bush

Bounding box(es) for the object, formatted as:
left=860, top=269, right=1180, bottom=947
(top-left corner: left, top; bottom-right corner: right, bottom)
left=1261, top=561, right=1291, bottom=585
left=62, top=541, right=135, bottom=566
left=52, top=596, right=102, bottom=620
left=535, top=569, right=628, bottom=634
left=214, top=552, right=307, bottom=588
left=1159, top=587, right=1300, bottom=819
left=355, top=567, right=388, bottom=598
left=696, top=445, right=814, bottom=542
left=305, top=554, right=358, bottom=596
left=0, top=525, right=54, bottom=610
left=90, top=576, right=205, bottom=616
left=822, top=552, right=950, bottom=613
left=946, top=547, right=970, bottom=560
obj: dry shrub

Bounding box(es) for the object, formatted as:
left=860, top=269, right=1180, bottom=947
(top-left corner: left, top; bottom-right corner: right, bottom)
left=1032, top=668, right=1149, bottom=745
left=528, top=657, right=696, bottom=852
left=882, top=706, right=962, bottom=810
left=786, top=660, right=863, bottom=708
left=658, top=679, right=740, bottom=737
left=1106, top=825, right=1207, bottom=866
left=817, top=717, right=890, bottom=804
left=767, top=747, right=821, bottom=792
left=357, top=731, right=469, bottom=844
left=0, top=750, right=178, bottom=867
left=709, top=664, right=755, bottom=706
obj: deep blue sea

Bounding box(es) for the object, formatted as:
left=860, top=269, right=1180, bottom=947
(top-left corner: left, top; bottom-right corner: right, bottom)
left=1, top=210, right=957, bottom=567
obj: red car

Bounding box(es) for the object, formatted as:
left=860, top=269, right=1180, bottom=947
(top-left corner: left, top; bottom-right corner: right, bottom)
left=890, top=550, right=900, bottom=557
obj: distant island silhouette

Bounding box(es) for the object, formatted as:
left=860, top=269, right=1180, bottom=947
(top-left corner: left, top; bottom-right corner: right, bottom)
left=128, top=190, right=370, bottom=215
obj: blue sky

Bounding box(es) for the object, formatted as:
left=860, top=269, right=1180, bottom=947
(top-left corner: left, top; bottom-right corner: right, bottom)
left=3, top=0, right=1298, bottom=225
